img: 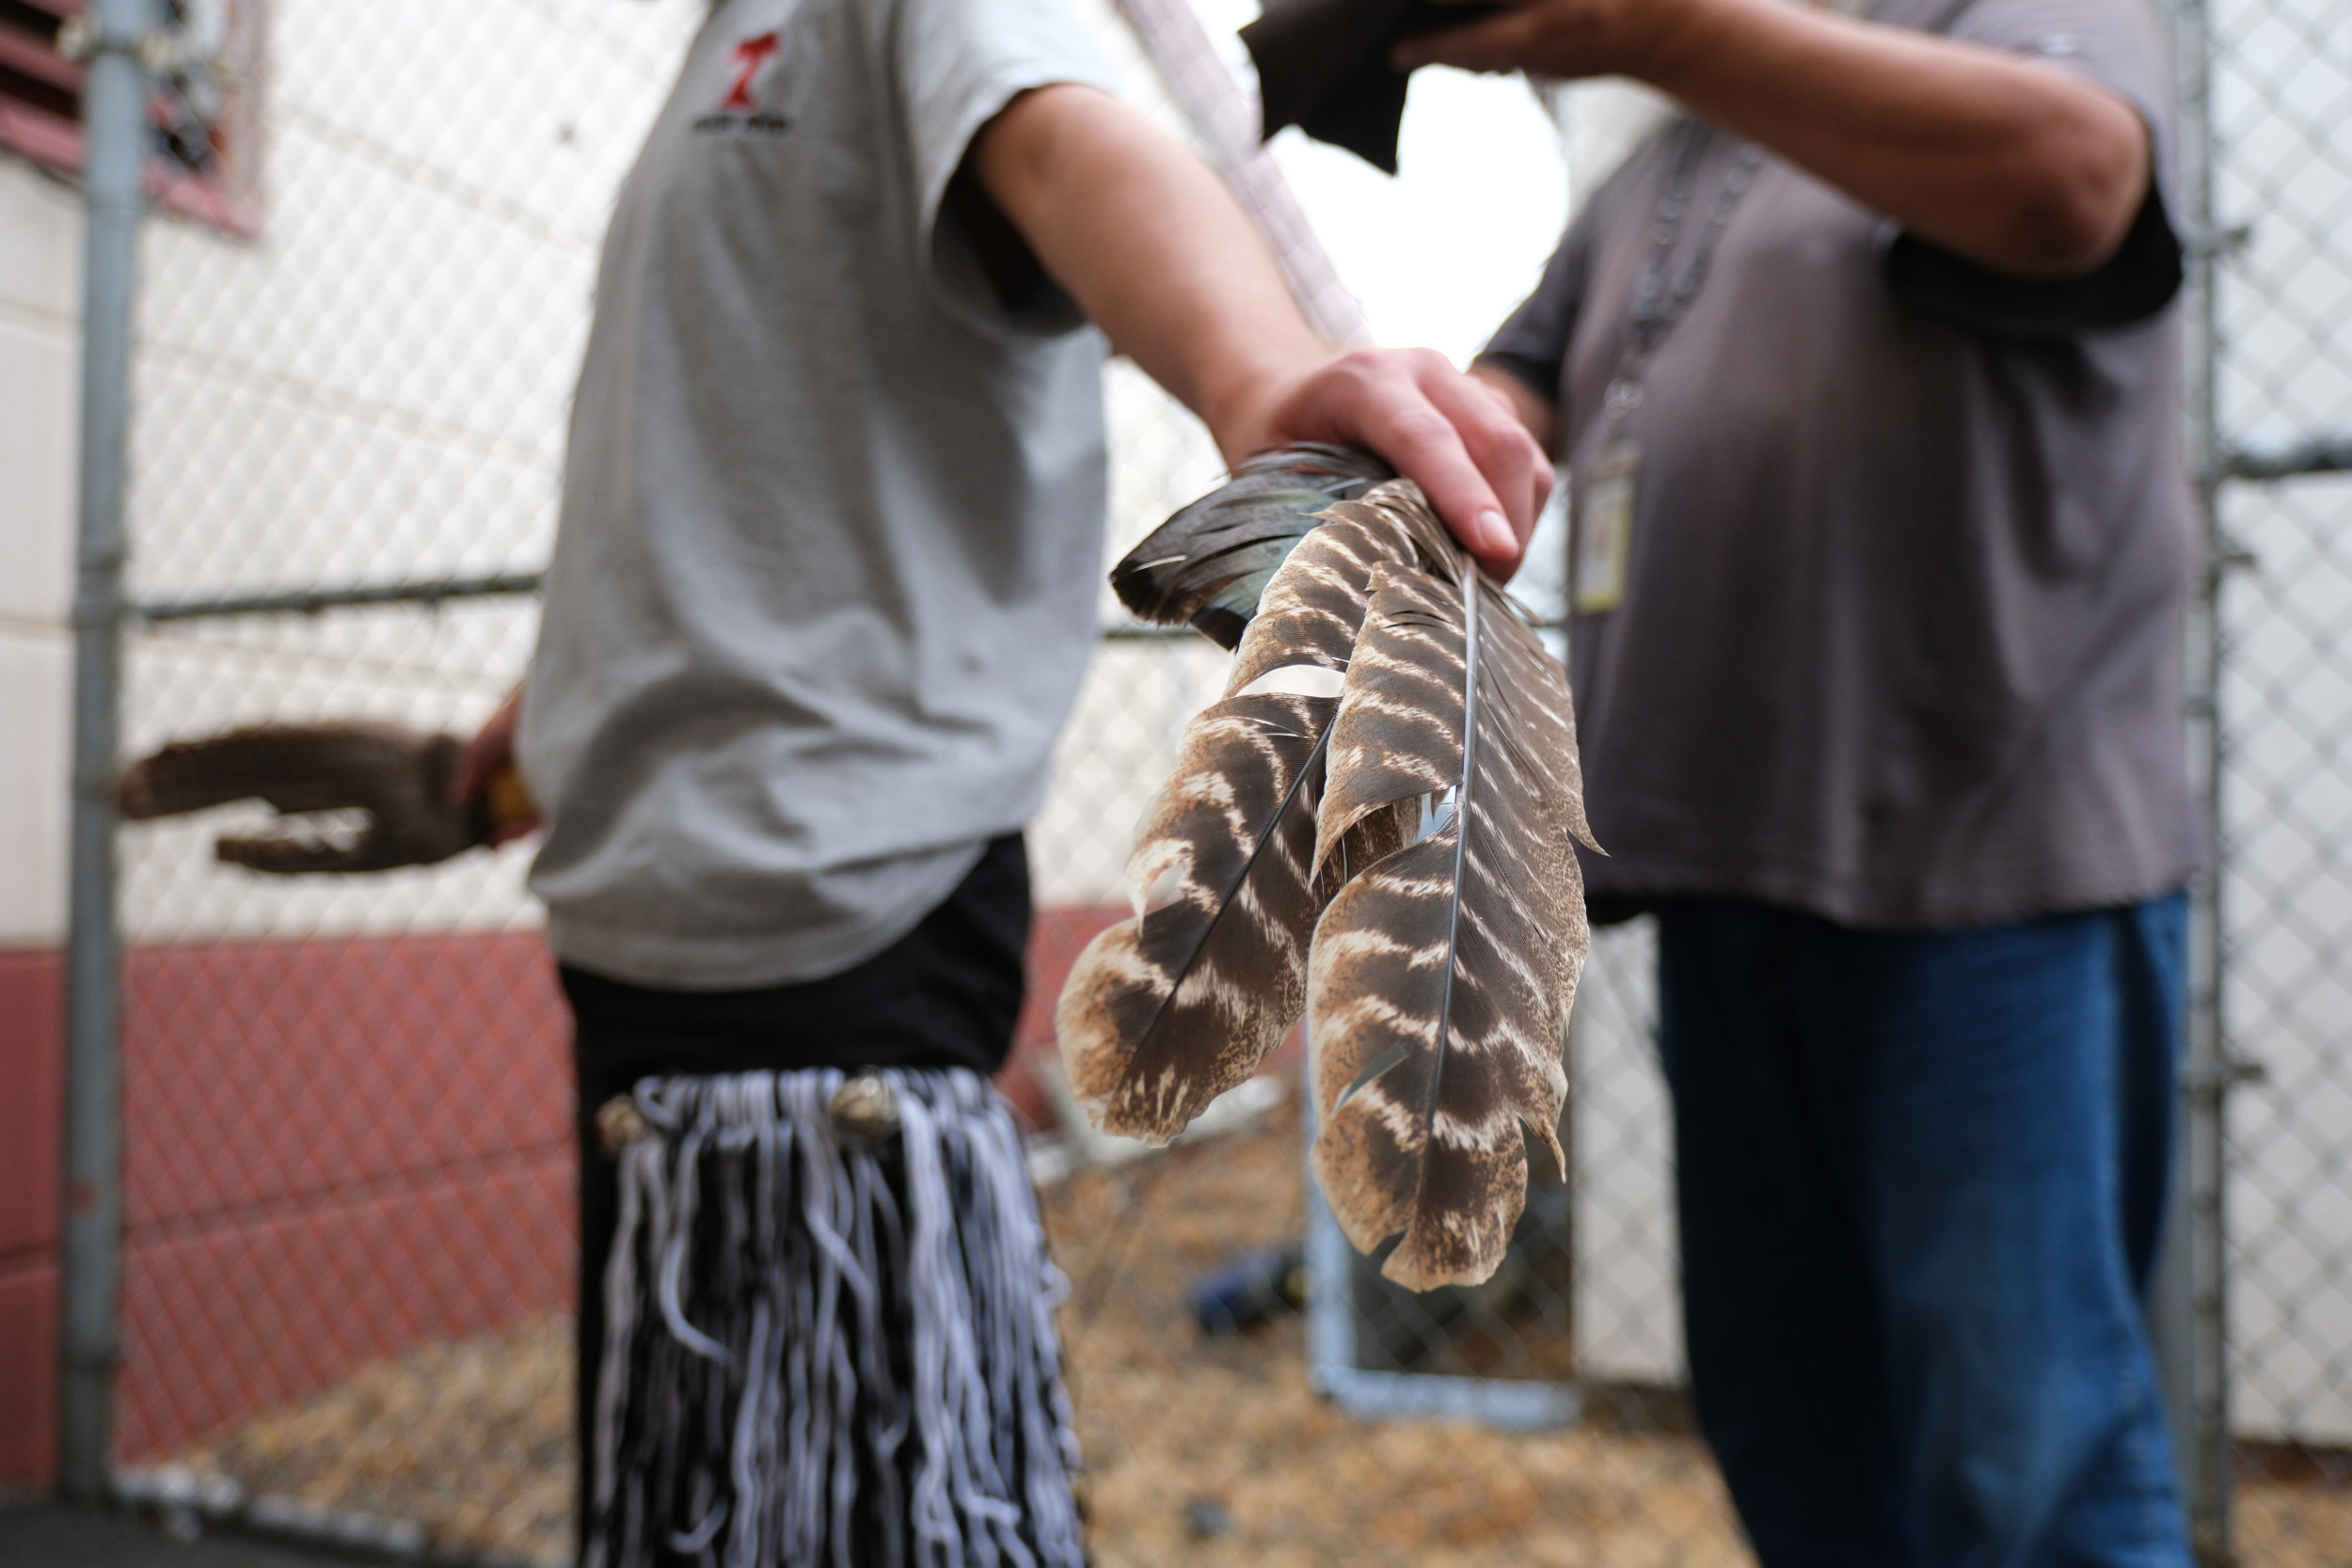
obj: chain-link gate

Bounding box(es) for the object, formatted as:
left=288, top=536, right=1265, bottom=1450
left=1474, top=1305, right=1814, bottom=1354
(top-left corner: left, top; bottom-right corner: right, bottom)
left=56, top=0, right=2352, bottom=1561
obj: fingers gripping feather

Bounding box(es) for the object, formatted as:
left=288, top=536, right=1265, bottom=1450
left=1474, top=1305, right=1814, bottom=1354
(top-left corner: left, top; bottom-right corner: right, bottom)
left=1056, top=499, right=1450, bottom=1143
left=1308, top=561, right=1592, bottom=1291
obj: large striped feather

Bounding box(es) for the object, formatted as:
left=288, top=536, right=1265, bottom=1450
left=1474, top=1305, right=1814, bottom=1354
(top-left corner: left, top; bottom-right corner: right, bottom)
left=1307, top=488, right=1597, bottom=1290
left=1057, top=499, right=1448, bottom=1142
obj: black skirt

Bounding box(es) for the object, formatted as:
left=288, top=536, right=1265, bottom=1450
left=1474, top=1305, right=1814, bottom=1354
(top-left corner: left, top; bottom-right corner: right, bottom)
left=562, top=835, right=1078, bottom=1566
left=580, top=1069, right=1081, bottom=1568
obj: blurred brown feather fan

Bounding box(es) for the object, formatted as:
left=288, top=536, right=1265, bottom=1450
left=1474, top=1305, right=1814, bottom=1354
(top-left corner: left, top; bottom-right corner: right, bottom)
left=1058, top=450, right=1598, bottom=1290
left=115, top=720, right=534, bottom=874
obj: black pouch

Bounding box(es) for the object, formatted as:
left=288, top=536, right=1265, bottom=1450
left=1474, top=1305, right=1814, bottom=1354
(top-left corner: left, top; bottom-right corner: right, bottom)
left=1242, top=0, right=1504, bottom=173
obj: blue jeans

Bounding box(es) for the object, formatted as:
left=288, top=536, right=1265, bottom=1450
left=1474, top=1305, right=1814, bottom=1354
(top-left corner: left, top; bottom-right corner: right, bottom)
left=1654, top=894, right=2193, bottom=1568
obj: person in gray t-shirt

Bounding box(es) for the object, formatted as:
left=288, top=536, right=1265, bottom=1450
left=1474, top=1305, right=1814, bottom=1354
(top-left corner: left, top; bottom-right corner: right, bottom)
left=449, top=0, right=1551, bottom=1561
left=511, top=1, right=1547, bottom=993
left=1406, top=0, right=2200, bottom=1560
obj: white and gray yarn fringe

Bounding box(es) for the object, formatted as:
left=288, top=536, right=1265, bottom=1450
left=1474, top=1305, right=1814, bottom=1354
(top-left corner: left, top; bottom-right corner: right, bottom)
left=587, top=1068, right=1085, bottom=1568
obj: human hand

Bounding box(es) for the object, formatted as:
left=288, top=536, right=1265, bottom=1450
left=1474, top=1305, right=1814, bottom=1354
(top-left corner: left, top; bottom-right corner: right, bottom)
left=1390, top=0, right=1703, bottom=82
left=1220, top=347, right=1553, bottom=580
left=452, top=687, right=541, bottom=846
left=971, top=87, right=1549, bottom=574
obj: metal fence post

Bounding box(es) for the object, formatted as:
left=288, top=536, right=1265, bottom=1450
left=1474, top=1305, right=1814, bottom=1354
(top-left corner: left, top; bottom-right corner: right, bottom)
left=59, top=0, right=156, bottom=1506
left=2166, top=0, right=2235, bottom=1550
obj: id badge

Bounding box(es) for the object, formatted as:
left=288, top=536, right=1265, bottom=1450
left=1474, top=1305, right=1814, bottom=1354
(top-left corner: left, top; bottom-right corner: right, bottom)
left=1574, top=441, right=1639, bottom=614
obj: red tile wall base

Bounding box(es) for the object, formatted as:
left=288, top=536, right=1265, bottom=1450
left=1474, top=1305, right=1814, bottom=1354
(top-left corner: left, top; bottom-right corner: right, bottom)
left=117, top=1152, right=574, bottom=1457
left=0, top=948, right=64, bottom=1486
left=114, top=930, right=577, bottom=1459
left=1005, top=904, right=1127, bottom=1132
left=0, top=1257, right=60, bottom=1485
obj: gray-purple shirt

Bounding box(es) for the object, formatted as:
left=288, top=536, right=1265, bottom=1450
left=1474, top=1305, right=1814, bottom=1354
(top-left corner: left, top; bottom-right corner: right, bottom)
left=1480, top=0, right=2201, bottom=929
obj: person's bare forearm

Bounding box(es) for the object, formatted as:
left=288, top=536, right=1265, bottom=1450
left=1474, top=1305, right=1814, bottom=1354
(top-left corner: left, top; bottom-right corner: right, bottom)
left=1644, top=0, right=2146, bottom=276
left=973, top=85, right=1327, bottom=461
left=1400, top=0, right=2149, bottom=277
left=973, top=82, right=1553, bottom=573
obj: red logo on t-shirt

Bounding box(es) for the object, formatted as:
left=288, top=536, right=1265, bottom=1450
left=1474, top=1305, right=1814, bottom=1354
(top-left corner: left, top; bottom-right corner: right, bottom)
left=722, top=32, right=782, bottom=111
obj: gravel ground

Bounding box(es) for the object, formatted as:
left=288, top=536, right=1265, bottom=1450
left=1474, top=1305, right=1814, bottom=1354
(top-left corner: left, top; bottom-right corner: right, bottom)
left=165, top=1102, right=2352, bottom=1567
left=172, top=1321, right=576, bottom=1563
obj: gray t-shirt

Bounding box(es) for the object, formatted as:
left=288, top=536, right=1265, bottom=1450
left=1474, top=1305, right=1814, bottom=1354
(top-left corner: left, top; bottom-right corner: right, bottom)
left=520, top=0, right=1115, bottom=988
left=1480, top=0, right=2201, bottom=929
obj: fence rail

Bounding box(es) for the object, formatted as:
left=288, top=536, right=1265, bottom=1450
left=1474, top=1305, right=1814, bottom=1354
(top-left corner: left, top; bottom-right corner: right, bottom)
left=2225, top=436, right=2352, bottom=481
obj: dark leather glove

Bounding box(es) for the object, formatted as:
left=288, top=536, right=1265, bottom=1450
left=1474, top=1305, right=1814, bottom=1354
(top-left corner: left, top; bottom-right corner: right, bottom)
left=1242, top=0, right=1503, bottom=174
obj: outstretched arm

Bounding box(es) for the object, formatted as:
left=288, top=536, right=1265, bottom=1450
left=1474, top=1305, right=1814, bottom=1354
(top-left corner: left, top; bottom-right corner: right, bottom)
left=969, top=82, right=1550, bottom=578
left=1396, top=0, right=2149, bottom=279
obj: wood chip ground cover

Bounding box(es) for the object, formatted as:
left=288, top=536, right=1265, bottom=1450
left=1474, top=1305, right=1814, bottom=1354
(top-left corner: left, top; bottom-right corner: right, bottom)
left=168, top=1105, right=2352, bottom=1566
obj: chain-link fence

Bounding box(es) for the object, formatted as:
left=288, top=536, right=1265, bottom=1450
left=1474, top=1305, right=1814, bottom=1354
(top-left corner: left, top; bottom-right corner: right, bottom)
left=104, top=10, right=694, bottom=1552
left=2197, top=0, right=2352, bottom=1550
left=54, top=0, right=2352, bottom=1561
left=82, top=4, right=1712, bottom=1562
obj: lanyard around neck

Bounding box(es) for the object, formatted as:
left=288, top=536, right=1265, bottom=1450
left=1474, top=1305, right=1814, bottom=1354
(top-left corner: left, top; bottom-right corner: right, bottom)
left=1604, top=123, right=1766, bottom=424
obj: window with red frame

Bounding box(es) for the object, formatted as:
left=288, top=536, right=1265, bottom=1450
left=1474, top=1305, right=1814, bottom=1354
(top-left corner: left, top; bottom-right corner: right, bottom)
left=0, top=0, right=262, bottom=235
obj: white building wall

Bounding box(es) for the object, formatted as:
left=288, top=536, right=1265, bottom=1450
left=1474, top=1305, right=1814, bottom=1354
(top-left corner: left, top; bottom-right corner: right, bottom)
left=0, top=160, right=81, bottom=948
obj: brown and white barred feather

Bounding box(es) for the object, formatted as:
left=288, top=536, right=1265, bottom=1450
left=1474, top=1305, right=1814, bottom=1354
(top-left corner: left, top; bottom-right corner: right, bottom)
left=1056, top=499, right=1454, bottom=1142
left=1057, top=472, right=1598, bottom=1291
left=1309, top=535, right=1598, bottom=1290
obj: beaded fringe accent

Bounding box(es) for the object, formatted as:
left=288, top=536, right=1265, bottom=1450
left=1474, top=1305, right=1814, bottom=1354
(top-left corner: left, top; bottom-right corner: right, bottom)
left=585, top=1069, right=1085, bottom=1568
